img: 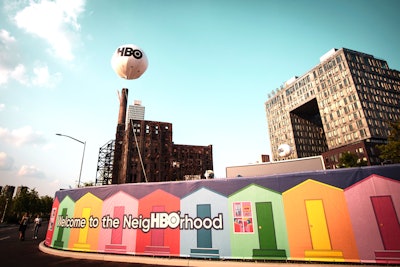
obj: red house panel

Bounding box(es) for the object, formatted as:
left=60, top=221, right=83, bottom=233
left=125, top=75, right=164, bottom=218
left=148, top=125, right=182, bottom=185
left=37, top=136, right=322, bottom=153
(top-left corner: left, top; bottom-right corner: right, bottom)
left=136, top=189, right=180, bottom=255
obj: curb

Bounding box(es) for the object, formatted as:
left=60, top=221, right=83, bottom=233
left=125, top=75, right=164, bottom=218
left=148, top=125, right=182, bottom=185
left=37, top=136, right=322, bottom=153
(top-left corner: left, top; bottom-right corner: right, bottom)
left=38, top=242, right=305, bottom=266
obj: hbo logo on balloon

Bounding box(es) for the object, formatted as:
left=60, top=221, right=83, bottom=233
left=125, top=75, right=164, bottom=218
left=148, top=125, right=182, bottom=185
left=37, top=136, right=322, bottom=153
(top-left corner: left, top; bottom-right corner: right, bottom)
left=117, top=47, right=143, bottom=59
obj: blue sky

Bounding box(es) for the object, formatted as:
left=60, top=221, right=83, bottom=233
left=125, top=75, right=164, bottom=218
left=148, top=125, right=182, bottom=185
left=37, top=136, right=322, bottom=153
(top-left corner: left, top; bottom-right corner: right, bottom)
left=1, top=0, right=399, bottom=197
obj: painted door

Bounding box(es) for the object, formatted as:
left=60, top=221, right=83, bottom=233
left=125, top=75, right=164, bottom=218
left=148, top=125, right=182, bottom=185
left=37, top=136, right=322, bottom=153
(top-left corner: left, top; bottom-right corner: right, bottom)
left=77, top=208, right=91, bottom=244
left=110, top=206, right=124, bottom=244
left=371, top=196, right=400, bottom=250
left=256, top=202, right=277, bottom=250
left=151, top=206, right=165, bottom=246
left=197, top=204, right=212, bottom=248
left=305, top=199, right=331, bottom=250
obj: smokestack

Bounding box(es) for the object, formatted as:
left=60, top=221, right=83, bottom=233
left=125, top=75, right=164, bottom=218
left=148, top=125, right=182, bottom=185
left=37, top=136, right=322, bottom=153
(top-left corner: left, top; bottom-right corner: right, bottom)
left=113, top=88, right=128, bottom=185
left=118, top=88, right=128, bottom=125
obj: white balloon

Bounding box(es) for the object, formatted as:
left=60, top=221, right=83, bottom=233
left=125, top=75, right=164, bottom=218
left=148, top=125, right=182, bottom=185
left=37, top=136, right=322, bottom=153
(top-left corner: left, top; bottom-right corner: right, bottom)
left=111, top=44, right=148, bottom=80
left=278, top=144, right=292, bottom=157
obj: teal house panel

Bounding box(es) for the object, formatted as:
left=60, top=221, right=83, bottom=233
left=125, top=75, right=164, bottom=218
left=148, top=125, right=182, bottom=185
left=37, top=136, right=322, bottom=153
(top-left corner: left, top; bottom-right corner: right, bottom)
left=52, top=195, right=75, bottom=249
left=180, top=187, right=231, bottom=259
left=228, top=184, right=289, bottom=259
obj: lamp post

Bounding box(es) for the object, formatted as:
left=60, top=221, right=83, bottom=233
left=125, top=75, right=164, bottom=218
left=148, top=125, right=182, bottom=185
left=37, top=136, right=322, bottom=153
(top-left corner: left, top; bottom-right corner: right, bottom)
left=56, top=133, right=86, bottom=188
left=1, top=198, right=9, bottom=223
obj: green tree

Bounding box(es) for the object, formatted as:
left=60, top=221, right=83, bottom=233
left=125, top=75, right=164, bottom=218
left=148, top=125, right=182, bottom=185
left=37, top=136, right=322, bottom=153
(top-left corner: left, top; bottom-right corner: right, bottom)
left=38, top=195, right=54, bottom=218
left=82, top=181, right=94, bottom=187
left=338, top=152, right=367, bottom=168
left=0, top=186, right=54, bottom=223
left=11, top=188, right=40, bottom=222
left=377, top=120, right=400, bottom=164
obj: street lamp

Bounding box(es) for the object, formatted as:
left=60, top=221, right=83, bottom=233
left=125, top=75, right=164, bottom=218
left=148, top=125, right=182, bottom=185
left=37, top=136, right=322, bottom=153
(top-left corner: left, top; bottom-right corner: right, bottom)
left=1, top=198, right=9, bottom=223
left=56, top=133, right=86, bottom=188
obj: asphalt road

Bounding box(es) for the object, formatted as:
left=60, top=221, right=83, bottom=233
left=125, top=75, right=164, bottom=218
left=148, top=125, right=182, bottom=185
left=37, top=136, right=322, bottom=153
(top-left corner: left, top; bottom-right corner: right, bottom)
left=0, top=221, right=388, bottom=267
left=0, top=221, right=177, bottom=267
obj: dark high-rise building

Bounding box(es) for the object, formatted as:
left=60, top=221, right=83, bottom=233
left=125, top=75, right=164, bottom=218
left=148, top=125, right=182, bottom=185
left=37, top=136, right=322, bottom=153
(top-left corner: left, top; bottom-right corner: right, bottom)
left=15, top=186, right=28, bottom=197
left=265, top=48, right=400, bottom=168
left=124, top=119, right=174, bottom=183
left=98, top=88, right=213, bottom=185
left=1, top=185, right=15, bottom=199
left=126, top=100, right=145, bottom=124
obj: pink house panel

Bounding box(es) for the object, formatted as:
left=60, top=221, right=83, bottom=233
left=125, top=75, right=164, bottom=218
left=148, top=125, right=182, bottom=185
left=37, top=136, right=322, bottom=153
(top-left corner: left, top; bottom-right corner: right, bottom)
left=344, top=174, right=400, bottom=263
left=98, top=191, right=138, bottom=254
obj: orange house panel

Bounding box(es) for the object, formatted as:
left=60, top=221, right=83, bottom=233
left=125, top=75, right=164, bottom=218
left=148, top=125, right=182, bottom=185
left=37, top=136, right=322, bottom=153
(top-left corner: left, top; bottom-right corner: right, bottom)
left=282, top=179, right=359, bottom=262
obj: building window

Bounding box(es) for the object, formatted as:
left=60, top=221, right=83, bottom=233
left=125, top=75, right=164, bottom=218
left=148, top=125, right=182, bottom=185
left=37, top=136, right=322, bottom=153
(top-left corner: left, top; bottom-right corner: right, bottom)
left=360, top=129, right=366, bottom=138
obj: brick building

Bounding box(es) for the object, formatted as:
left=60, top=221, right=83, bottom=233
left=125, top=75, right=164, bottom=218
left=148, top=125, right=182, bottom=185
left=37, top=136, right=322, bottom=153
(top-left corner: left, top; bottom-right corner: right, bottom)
left=98, top=88, right=213, bottom=185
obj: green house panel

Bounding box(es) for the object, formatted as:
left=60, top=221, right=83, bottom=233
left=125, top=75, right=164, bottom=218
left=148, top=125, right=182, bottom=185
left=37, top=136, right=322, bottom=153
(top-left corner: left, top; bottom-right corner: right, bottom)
left=228, top=184, right=289, bottom=259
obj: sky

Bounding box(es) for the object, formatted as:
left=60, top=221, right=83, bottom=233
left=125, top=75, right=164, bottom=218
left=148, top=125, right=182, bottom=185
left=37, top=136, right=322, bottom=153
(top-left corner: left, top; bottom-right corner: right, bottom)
left=1, top=0, right=399, bottom=197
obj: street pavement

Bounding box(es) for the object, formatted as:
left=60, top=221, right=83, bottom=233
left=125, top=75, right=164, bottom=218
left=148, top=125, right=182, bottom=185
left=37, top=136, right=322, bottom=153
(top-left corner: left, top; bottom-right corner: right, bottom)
left=0, top=221, right=172, bottom=266
left=0, top=221, right=388, bottom=267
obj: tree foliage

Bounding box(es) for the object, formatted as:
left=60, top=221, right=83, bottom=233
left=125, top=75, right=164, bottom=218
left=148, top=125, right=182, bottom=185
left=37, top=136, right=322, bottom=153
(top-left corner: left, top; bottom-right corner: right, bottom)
left=1, top=187, right=53, bottom=224
left=338, top=152, right=367, bottom=168
left=82, top=181, right=94, bottom=187
left=377, top=120, right=400, bottom=164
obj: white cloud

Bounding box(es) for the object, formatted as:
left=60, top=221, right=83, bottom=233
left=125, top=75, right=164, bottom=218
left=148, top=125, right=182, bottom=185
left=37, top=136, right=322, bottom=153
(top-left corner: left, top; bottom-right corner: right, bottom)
left=32, top=64, right=62, bottom=87
left=0, top=29, right=61, bottom=87
left=0, top=29, right=20, bottom=85
left=0, top=126, right=47, bottom=147
left=0, top=63, right=29, bottom=85
left=0, top=152, right=14, bottom=170
left=32, top=65, right=50, bottom=85
left=13, top=0, right=85, bottom=61
left=10, top=63, right=29, bottom=84
left=0, top=103, right=5, bottom=111
left=0, top=68, right=8, bottom=85
left=0, top=29, right=16, bottom=45
left=0, top=57, right=61, bottom=87
left=0, top=1, right=76, bottom=87
left=18, top=165, right=45, bottom=178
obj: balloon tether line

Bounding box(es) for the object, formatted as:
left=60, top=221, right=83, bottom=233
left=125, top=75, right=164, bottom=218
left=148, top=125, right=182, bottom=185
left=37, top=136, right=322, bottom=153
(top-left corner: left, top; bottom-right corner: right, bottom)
left=131, top=120, right=148, bottom=182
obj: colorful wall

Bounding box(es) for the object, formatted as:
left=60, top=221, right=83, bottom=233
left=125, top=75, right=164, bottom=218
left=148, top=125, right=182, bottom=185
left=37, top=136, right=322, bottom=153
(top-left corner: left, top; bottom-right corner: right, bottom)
left=45, top=165, right=400, bottom=264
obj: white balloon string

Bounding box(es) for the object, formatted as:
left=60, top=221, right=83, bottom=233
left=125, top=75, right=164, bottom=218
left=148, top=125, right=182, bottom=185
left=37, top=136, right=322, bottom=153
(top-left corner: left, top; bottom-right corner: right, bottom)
left=131, top=120, right=148, bottom=182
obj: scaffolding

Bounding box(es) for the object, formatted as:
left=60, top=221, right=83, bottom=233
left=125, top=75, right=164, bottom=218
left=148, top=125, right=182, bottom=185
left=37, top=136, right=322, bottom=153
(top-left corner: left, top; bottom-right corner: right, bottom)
left=95, top=140, right=115, bottom=186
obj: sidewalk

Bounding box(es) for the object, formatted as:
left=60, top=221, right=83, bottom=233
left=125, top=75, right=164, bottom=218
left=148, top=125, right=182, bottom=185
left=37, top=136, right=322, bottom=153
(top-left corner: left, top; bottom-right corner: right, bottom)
left=38, top=242, right=385, bottom=267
